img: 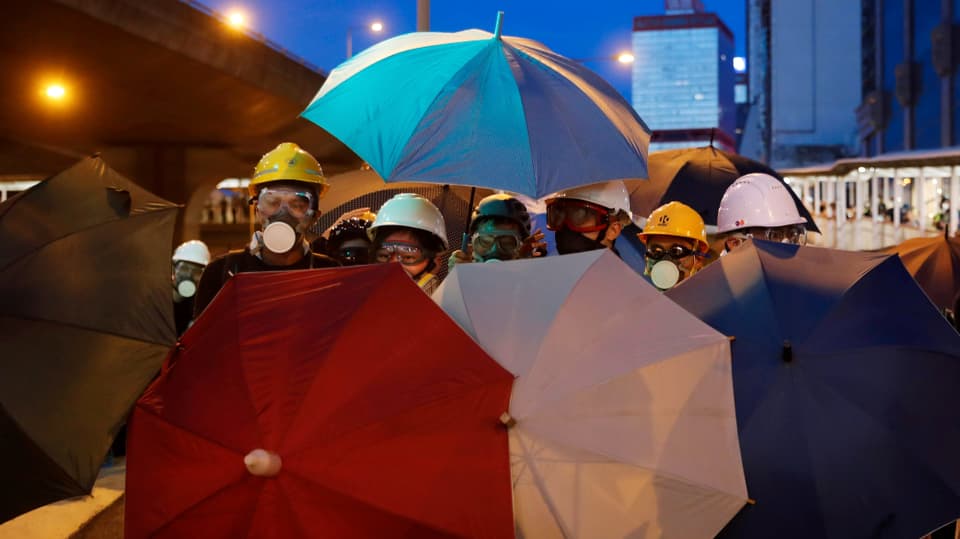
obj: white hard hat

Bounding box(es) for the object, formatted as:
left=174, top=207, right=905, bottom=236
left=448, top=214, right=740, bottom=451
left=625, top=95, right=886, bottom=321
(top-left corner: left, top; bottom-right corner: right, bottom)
left=546, top=181, right=632, bottom=220
left=369, top=193, right=448, bottom=248
left=172, top=240, right=211, bottom=266
left=717, top=173, right=807, bottom=233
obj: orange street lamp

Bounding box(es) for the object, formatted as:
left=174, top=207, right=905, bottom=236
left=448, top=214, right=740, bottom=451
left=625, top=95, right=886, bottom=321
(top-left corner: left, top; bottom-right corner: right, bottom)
left=617, top=51, right=635, bottom=65
left=226, top=9, right=247, bottom=30
left=45, top=84, right=66, bottom=101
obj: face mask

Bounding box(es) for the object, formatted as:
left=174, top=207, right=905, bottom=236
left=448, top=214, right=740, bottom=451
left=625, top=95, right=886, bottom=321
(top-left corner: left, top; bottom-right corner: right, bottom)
left=555, top=227, right=606, bottom=255
left=260, top=210, right=314, bottom=254
left=176, top=279, right=197, bottom=298
left=172, top=260, right=204, bottom=300
left=648, top=259, right=681, bottom=290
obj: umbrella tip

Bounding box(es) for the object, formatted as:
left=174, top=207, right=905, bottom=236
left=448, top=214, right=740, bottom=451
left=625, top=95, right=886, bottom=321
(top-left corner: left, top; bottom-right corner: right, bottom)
left=494, top=11, right=504, bottom=39
left=499, top=412, right=516, bottom=428
left=782, top=340, right=793, bottom=362
left=244, top=449, right=282, bottom=477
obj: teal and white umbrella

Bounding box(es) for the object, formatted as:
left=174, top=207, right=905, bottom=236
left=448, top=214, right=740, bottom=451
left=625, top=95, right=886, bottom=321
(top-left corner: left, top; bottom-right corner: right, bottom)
left=302, top=13, right=651, bottom=198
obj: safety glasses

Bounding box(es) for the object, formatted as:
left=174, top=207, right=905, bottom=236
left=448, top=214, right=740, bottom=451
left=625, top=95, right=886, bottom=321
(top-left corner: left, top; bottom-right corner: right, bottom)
left=646, top=243, right=699, bottom=261
left=471, top=232, right=522, bottom=256
left=256, top=187, right=314, bottom=218
left=374, top=241, right=427, bottom=266
left=545, top=199, right=611, bottom=233
left=731, top=225, right=807, bottom=247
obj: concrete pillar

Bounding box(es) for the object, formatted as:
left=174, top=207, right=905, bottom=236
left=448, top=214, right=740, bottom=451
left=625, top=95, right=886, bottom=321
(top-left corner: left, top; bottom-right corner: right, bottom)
left=894, top=171, right=904, bottom=227
left=951, top=168, right=959, bottom=236
left=837, top=176, right=847, bottom=225
left=917, top=168, right=926, bottom=229
left=814, top=177, right=822, bottom=216
left=871, top=174, right=880, bottom=222
left=853, top=173, right=867, bottom=221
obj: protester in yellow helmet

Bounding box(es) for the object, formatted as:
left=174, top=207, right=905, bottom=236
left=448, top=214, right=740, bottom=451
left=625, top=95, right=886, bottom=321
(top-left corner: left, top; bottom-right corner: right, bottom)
left=637, top=201, right=710, bottom=290
left=193, top=143, right=339, bottom=317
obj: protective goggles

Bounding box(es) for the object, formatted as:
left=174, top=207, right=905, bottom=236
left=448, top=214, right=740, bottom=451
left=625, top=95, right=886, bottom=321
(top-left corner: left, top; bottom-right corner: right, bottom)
left=337, top=246, right=370, bottom=265
left=374, top=241, right=427, bottom=266
left=545, top=199, right=612, bottom=233
left=646, top=243, right=700, bottom=261
left=471, top=231, right=522, bottom=256
left=255, top=187, right=314, bottom=218
left=732, top=225, right=807, bottom=246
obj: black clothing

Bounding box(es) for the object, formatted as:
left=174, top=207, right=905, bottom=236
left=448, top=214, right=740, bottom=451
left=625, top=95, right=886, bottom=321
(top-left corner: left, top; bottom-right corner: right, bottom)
left=174, top=297, right=194, bottom=337
left=193, top=250, right=340, bottom=318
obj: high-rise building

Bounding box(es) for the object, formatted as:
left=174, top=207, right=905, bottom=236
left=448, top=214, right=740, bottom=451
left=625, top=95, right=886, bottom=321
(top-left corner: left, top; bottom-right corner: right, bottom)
left=858, top=0, right=959, bottom=154
left=631, top=0, right=736, bottom=151
left=740, top=0, right=862, bottom=168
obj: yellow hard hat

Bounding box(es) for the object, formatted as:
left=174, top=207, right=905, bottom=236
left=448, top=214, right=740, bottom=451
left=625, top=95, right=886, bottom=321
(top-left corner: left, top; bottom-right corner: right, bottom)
left=638, top=201, right=709, bottom=253
left=248, top=142, right=329, bottom=198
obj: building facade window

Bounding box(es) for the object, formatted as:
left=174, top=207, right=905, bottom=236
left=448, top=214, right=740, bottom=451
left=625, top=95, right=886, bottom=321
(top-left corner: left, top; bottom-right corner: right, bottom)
left=882, top=0, right=905, bottom=152
left=914, top=1, right=941, bottom=149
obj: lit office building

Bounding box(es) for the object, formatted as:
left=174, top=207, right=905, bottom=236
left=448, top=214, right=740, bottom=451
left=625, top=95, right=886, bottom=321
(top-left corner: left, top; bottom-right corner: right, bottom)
left=631, top=0, right=736, bottom=151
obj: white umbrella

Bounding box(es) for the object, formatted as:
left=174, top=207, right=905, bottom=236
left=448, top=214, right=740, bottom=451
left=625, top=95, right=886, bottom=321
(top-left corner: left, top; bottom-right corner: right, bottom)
left=434, top=250, right=748, bottom=538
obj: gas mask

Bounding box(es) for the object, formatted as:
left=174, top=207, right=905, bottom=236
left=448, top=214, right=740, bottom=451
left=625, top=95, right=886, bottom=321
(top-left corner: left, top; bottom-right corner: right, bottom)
left=643, top=242, right=700, bottom=290
left=471, top=221, right=523, bottom=262
left=255, top=187, right=316, bottom=254
left=555, top=227, right=607, bottom=255
left=172, top=261, right=205, bottom=300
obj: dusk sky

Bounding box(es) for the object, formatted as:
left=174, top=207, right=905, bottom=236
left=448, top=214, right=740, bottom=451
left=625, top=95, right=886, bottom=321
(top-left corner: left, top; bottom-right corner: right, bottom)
left=207, top=0, right=746, bottom=100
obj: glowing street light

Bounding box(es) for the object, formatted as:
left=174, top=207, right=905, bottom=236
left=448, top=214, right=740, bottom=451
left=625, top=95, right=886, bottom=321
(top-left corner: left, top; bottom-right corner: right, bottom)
left=226, top=9, right=247, bottom=29
left=347, top=21, right=385, bottom=58
left=617, top=51, right=635, bottom=65
left=45, top=84, right=66, bottom=101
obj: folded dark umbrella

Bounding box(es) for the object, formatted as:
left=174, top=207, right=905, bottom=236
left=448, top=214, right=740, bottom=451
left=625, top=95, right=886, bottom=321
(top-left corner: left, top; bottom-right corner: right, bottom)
left=667, top=240, right=960, bottom=539
left=0, top=156, right=179, bottom=523
left=625, top=146, right=819, bottom=232
left=881, top=231, right=960, bottom=310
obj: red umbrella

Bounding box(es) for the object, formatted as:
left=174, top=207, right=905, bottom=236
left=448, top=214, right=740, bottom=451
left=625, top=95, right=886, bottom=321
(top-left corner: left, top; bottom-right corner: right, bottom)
left=125, top=264, right=514, bottom=538
left=881, top=231, right=960, bottom=309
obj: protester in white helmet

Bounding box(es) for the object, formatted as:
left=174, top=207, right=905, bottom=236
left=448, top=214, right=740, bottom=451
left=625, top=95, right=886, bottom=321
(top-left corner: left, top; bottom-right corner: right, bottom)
left=545, top=181, right=633, bottom=255
left=369, top=193, right=448, bottom=294
left=717, top=172, right=809, bottom=253
left=171, top=240, right=210, bottom=336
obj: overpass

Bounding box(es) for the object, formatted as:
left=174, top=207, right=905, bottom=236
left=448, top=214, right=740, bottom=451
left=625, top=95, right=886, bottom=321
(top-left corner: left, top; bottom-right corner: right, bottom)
left=0, top=0, right=360, bottom=241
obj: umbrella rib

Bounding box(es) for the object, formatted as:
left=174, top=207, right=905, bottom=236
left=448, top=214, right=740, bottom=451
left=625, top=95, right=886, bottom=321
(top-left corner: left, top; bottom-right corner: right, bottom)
left=283, top=377, right=511, bottom=459
left=0, top=206, right=177, bottom=273
left=281, top=468, right=470, bottom=537
left=3, top=312, right=174, bottom=348
left=516, top=425, right=749, bottom=503
left=513, top=430, right=573, bottom=539
left=0, top=401, right=87, bottom=494
left=794, top=355, right=960, bottom=500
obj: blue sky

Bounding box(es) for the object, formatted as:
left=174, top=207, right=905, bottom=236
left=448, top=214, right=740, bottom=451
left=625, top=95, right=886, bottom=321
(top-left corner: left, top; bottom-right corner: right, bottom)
left=209, top=0, right=745, bottom=100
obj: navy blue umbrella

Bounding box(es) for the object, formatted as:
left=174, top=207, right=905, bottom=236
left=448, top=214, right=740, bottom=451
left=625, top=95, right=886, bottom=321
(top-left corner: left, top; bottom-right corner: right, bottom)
left=666, top=239, right=960, bottom=539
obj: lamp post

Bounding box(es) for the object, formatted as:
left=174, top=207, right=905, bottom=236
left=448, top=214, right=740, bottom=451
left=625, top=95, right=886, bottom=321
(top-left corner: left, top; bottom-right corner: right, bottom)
left=347, top=21, right=384, bottom=59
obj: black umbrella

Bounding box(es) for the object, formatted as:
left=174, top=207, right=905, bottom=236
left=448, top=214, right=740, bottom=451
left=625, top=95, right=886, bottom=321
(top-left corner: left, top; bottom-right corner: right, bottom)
left=625, top=145, right=819, bottom=232
left=0, top=156, right=179, bottom=522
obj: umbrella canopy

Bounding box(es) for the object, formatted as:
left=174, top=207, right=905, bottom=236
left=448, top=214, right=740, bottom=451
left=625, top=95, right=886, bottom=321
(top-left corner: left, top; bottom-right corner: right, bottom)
left=625, top=146, right=819, bottom=232
left=126, top=264, right=515, bottom=538
left=880, top=231, right=960, bottom=309
left=434, top=250, right=748, bottom=538
left=302, top=15, right=651, bottom=198
left=0, top=156, right=178, bottom=523
left=666, top=240, right=960, bottom=539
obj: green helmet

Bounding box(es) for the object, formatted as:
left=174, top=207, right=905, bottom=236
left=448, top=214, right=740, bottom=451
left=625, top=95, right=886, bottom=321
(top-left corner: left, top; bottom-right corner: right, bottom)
left=471, top=194, right=531, bottom=237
